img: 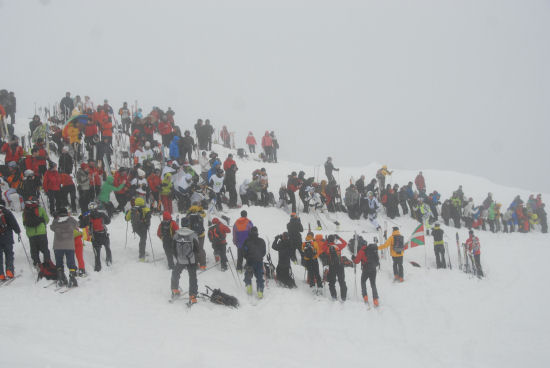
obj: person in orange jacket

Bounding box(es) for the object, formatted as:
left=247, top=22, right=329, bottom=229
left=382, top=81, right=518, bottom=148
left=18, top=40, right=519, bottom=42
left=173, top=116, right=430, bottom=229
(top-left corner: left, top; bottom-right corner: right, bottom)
left=43, top=163, right=61, bottom=215
left=378, top=226, right=405, bottom=282
left=246, top=132, right=257, bottom=153
left=302, top=232, right=323, bottom=292
left=147, top=169, right=162, bottom=212
left=73, top=229, right=86, bottom=276
left=1, top=136, right=24, bottom=164
left=324, top=234, right=347, bottom=301
left=157, top=211, right=179, bottom=269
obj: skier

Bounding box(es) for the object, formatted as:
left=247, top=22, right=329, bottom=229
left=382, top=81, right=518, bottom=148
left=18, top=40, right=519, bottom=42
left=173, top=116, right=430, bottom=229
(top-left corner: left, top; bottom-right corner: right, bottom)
left=302, top=232, right=323, bottom=293
left=365, top=191, right=382, bottom=231
left=324, top=157, right=339, bottom=182
left=185, top=202, right=207, bottom=269
left=271, top=233, right=296, bottom=288
left=242, top=226, right=267, bottom=298
left=209, top=169, right=225, bottom=211
left=261, top=131, right=272, bottom=162
left=0, top=198, right=21, bottom=281
left=415, top=171, right=426, bottom=195
left=324, top=234, right=348, bottom=301
left=378, top=226, right=405, bottom=282
left=125, top=197, right=151, bottom=261
left=50, top=207, right=79, bottom=287
left=157, top=211, right=179, bottom=269
left=22, top=196, right=52, bottom=269
left=232, top=210, right=254, bottom=272
left=286, top=171, right=301, bottom=213
left=160, top=172, right=174, bottom=214
left=76, top=163, right=92, bottom=213
left=80, top=202, right=112, bottom=271
left=286, top=212, right=303, bottom=263
left=170, top=219, right=199, bottom=305
left=246, top=131, right=257, bottom=153
left=98, top=176, right=125, bottom=217
left=43, top=162, right=61, bottom=215
left=58, top=145, right=73, bottom=174
left=376, top=165, right=392, bottom=191
left=465, top=230, right=484, bottom=277
left=207, top=217, right=231, bottom=271
left=432, top=223, right=446, bottom=269
left=352, top=237, right=380, bottom=306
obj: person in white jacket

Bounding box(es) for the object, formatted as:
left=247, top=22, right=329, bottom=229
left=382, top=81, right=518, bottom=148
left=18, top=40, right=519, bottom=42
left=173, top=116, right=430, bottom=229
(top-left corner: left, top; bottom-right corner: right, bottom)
left=198, top=151, right=210, bottom=183
left=463, top=198, right=475, bottom=228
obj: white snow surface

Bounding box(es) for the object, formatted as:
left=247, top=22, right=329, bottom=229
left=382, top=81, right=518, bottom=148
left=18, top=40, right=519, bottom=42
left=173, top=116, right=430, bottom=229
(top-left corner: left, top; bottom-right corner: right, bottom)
left=1, top=144, right=549, bottom=368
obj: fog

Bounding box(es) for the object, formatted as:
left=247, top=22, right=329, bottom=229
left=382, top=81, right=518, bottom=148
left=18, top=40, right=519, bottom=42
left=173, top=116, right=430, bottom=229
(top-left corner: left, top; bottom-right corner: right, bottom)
left=1, top=0, right=549, bottom=192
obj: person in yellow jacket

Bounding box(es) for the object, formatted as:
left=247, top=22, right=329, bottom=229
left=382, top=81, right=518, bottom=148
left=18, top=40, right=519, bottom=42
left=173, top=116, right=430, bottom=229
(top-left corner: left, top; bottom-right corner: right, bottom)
left=160, top=173, right=174, bottom=214
left=378, top=226, right=405, bottom=282
left=302, top=232, right=323, bottom=292
left=376, top=165, right=393, bottom=192
left=186, top=202, right=207, bottom=269
left=125, top=197, right=152, bottom=261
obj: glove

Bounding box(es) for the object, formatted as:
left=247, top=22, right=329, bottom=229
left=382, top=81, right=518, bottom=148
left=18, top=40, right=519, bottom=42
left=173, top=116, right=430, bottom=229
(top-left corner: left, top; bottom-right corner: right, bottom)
left=17, top=234, right=21, bottom=242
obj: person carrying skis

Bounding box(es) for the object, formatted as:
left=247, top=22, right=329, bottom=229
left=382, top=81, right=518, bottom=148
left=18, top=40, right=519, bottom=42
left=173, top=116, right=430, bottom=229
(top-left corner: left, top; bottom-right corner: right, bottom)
left=157, top=211, right=179, bottom=269
left=465, top=230, right=484, bottom=277
left=323, top=234, right=348, bottom=301
left=352, top=237, right=380, bottom=306
left=246, top=131, right=257, bottom=153
left=185, top=202, right=207, bottom=269
left=50, top=207, right=79, bottom=287
left=242, top=226, right=267, bottom=298
left=324, top=157, right=339, bottom=183
left=170, top=218, right=199, bottom=305
left=376, top=165, right=393, bottom=191
left=208, top=217, right=231, bottom=271
left=272, top=232, right=296, bottom=288
left=232, top=210, right=253, bottom=272
left=378, top=226, right=405, bottom=282
left=432, top=223, right=446, bottom=269
left=0, top=198, right=21, bottom=281
left=125, top=197, right=151, bottom=261
left=80, top=202, right=112, bottom=271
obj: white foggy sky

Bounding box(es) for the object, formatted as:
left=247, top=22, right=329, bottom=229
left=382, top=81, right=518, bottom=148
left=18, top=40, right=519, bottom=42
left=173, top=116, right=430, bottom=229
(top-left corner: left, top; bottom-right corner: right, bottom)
left=1, top=0, right=549, bottom=193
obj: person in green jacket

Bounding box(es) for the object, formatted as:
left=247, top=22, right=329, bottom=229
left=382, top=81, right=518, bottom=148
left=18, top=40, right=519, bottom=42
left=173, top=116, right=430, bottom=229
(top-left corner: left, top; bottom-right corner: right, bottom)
left=98, top=176, right=125, bottom=218
left=487, top=202, right=497, bottom=233
left=22, top=197, right=51, bottom=267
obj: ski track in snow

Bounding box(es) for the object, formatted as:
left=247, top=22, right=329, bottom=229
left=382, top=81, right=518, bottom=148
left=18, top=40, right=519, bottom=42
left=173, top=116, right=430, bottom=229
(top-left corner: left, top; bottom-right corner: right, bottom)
left=1, top=143, right=549, bottom=367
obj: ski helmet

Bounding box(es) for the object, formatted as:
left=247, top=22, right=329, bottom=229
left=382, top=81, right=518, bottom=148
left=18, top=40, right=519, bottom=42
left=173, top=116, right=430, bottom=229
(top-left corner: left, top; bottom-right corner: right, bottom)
left=88, top=202, right=98, bottom=210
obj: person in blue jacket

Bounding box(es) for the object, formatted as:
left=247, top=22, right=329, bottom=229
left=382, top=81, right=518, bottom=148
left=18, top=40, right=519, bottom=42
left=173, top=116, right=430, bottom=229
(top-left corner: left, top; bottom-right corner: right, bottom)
left=169, top=135, right=180, bottom=161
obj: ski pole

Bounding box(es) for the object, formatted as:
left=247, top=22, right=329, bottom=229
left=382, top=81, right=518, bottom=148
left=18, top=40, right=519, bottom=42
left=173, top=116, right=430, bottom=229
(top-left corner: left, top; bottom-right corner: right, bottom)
left=19, top=235, right=35, bottom=275
left=228, top=247, right=242, bottom=287
left=147, top=230, right=157, bottom=264
left=226, top=253, right=240, bottom=289
left=124, top=219, right=129, bottom=248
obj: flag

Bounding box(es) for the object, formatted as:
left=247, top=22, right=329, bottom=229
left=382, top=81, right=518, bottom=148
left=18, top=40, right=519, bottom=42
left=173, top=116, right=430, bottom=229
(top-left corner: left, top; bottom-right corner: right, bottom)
left=405, top=224, right=425, bottom=250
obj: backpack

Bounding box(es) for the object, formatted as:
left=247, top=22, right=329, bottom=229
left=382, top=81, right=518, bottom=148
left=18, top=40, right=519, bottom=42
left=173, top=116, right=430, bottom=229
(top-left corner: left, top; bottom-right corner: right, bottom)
left=303, top=240, right=316, bottom=260
left=38, top=260, right=58, bottom=280
left=160, top=220, right=173, bottom=240
left=188, top=213, right=205, bottom=235
left=328, top=244, right=341, bottom=267
left=0, top=208, right=9, bottom=234
left=205, top=286, right=239, bottom=308
left=365, top=244, right=380, bottom=267
left=130, top=207, right=144, bottom=231
left=207, top=225, right=224, bottom=245
left=23, top=206, right=44, bottom=228
left=174, top=234, right=195, bottom=265
left=393, top=234, right=405, bottom=254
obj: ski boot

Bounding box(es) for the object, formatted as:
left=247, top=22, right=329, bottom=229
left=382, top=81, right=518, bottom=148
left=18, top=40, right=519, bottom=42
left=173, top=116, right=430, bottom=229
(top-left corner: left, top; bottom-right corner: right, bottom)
left=373, top=298, right=379, bottom=307
left=6, top=270, right=14, bottom=279
left=399, top=277, right=404, bottom=283
left=257, top=291, right=264, bottom=299
left=68, top=269, right=78, bottom=288
left=221, top=263, right=228, bottom=272
left=363, top=295, right=369, bottom=304
left=189, top=295, right=198, bottom=305
left=77, top=268, right=87, bottom=277
left=0, top=274, right=5, bottom=281
left=246, top=285, right=253, bottom=295
left=56, top=267, right=68, bottom=287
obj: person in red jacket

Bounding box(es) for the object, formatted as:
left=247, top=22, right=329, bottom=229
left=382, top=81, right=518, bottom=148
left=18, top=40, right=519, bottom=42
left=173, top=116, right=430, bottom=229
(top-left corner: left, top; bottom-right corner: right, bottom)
left=261, top=131, right=273, bottom=162
left=157, top=211, right=179, bottom=269
left=352, top=239, right=379, bottom=306
left=1, top=136, right=24, bottom=164
left=43, top=163, right=61, bottom=215
left=323, top=234, right=348, bottom=301
left=208, top=217, right=231, bottom=271
left=59, top=172, right=77, bottom=212
left=465, top=230, right=484, bottom=277
left=87, top=160, right=102, bottom=199
left=147, top=169, right=162, bottom=212
left=246, top=132, right=257, bottom=153
left=100, top=116, right=113, bottom=145
left=113, top=168, right=130, bottom=212
left=158, top=116, right=174, bottom=148
left=415, top=171, right=426, bottom=195
left=33, top=139, right=48, bottom=177
left=223, top=153, right=236, bottom=171
left=220, top=125, right=231, bottom=148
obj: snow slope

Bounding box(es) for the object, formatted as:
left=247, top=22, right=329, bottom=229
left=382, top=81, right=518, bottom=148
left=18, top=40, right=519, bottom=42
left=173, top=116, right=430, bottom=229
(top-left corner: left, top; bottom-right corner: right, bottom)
left=1, top=143, right=549, bottom=368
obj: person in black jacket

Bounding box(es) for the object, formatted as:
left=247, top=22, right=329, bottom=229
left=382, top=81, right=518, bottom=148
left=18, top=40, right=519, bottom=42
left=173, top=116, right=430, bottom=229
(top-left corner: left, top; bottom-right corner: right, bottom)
left=431, top=223, right=446, bottom=269
left=58, top=146, right=74, bottom=174
left=224, top=163, right=238, bottom=208
left=352, top=238, right=380, bottom=306
left=286, top=213, right=303, bottom=262
left=242, top=226, right=266, bottom=298
left=0, top=199, right=21, bottom=280
left=179, top=130, right=195, bottom=163
left=60, top=92, right=74, bottom=121
left=286, top=172, right=301, bottom=213
left=204, top=120, right=214, bottom=151
left=272, top=232, right=296, bottom=288
left=324, top=157, right=339, bottom=182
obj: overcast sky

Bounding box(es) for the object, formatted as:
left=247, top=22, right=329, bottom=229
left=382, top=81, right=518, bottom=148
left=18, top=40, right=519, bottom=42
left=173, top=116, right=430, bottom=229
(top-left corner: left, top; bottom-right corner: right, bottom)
left=1, top=0, right=548, bottom=192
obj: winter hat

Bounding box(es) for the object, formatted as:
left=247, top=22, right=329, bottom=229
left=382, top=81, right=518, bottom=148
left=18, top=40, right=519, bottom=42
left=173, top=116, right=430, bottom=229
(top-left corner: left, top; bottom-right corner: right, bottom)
left=212, top=217, right=220, bottom=225
left=240, top=210, right=247, bottom=218
left=62, top=146, right=69, bottom=153
left=163, top=211, right=172, bottom=221
left=135, top=197, right=145, bottom=207
left=327, top=235, right=335, bottom=243
left=24, top=169, right=35, bottom=177
left=249, top=226, right=259, bottom=237
left=137, top=169, right=145, bottom=177
left=392, top=226, right=399, bottom=231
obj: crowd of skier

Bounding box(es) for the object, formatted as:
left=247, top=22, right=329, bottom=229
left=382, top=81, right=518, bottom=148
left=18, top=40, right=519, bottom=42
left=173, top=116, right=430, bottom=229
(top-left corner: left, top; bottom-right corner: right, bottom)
left=0, top=91, right=546, bottom=306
